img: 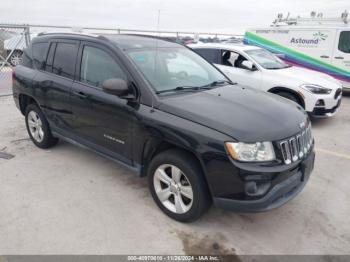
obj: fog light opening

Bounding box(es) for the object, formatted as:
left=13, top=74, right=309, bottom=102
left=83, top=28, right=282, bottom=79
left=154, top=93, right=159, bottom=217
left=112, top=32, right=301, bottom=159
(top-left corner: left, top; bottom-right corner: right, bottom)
left=245, top=182, right=258, bottom=195
left=315, top=99, right=325, bottom=107
left=244, top=181, right=271, bottom=197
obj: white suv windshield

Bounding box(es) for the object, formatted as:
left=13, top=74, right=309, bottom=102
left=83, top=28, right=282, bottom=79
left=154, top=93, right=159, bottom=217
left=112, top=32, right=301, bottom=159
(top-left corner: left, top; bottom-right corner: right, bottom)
left=246, top=49, right=290, bottom=70
left=127, top=47, right=227, bottom=94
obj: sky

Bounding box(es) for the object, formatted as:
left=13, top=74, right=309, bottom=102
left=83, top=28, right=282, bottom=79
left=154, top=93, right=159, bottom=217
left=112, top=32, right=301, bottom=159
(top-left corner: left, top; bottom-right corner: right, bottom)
left=1, top=0, right=349, bottom=34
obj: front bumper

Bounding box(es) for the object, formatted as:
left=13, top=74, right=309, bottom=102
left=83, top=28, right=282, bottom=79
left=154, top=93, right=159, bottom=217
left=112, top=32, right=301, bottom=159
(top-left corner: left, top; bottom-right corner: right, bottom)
left=310, top=99, right=341, bottom=118
left=213, top=149, right=315, bottom=213
left=308, top=88, right=342, bottom=118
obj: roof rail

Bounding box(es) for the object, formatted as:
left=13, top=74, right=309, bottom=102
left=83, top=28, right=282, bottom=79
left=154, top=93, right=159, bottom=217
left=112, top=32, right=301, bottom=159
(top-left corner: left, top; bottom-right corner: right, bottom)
left=106, top=33, right=187, bottom=45
left=36, top=31, right=98, bottom=37
left=272, top=10, right=349, bottom=26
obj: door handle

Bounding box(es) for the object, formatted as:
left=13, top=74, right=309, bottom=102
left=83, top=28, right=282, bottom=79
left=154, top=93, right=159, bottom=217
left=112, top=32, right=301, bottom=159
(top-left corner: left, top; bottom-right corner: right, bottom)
left=320, top=55, right=329, bottom=58
left=334, top=56, right=344, bottom=59
left=73, top=91, right=88, bottom=99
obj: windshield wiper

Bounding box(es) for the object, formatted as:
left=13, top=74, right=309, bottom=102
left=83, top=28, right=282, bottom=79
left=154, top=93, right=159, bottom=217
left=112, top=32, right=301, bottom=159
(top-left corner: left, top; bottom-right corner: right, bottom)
left=201, top=80, right=236, bottom=88
left=155, top=80, right=236, bottom=95
left=155, top=86, right=212, bottom=94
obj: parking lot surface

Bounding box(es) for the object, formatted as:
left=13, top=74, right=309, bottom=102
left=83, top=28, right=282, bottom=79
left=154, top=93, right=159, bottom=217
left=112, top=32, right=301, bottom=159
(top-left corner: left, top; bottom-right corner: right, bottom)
left=0, top=68, right=12, bottom=97
left=0, top=94, right=349, bottom=255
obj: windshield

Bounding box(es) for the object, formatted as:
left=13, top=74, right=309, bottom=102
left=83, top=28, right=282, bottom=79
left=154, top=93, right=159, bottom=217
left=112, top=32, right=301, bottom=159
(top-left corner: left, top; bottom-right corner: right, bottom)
left=246, top=49, right=290, bottom=70
left=127, top=47, right=228, bottom=94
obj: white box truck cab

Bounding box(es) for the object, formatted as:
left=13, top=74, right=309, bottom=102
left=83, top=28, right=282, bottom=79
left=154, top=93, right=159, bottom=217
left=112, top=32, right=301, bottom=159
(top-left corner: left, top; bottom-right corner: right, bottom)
left=244, top=11, right=350, bottom=91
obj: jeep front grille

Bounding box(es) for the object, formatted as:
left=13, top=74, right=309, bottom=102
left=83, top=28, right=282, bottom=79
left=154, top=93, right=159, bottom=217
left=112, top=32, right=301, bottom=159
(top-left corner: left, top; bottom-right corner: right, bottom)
left=279, top=125, right=313, bottom=165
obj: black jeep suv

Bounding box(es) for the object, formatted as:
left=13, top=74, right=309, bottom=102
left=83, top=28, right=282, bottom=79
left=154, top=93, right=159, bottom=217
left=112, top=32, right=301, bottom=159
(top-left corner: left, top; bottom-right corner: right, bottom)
left=12, top=33, right=315, bottom=222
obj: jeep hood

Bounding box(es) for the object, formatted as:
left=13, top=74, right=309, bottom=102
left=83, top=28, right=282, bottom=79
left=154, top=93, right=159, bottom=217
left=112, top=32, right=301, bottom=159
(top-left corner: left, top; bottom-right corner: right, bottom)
left=158, top=85, right=308, bottom=142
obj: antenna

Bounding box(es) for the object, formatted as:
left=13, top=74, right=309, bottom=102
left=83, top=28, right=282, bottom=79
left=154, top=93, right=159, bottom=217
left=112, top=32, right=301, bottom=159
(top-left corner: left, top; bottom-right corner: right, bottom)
left=151, top=9, right=161, bottom=111
left=156, top=9, right=161, bottom=37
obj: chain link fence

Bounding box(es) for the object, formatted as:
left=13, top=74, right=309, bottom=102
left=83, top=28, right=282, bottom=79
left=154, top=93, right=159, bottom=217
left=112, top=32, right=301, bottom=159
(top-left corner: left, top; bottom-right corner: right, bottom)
left=0, top=23, right=242, bottom=96
left=0, top=24, right=29, bottom=96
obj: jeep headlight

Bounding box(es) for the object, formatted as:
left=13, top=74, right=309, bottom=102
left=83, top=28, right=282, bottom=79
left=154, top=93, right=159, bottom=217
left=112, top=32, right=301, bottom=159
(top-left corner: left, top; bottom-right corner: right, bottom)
left=225, top=142, right=275, bottom=162
left=300, top=84, right=332, bottom=94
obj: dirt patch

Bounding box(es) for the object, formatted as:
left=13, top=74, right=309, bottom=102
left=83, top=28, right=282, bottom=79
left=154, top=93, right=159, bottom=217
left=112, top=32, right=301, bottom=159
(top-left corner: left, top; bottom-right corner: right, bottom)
left=0, top=256, right=8, bottom=262
left=10, top=138, right=30, bottom=145
left=0, top=147, right=14, bottom=160
left=177, top=230, right=240, bottom=261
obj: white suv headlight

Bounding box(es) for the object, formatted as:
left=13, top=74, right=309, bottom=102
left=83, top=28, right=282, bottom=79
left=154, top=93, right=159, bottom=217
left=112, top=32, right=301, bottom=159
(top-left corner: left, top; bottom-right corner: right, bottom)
left=225, top=142, right=276, bottom=162
left=300, top=84, right=332, bottom=94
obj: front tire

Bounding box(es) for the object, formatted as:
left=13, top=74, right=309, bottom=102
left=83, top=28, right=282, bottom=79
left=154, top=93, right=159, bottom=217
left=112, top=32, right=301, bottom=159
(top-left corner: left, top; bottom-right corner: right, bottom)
left=25, top=104, right=58, bottom=149
left=147, top=149, right=211, bottom=222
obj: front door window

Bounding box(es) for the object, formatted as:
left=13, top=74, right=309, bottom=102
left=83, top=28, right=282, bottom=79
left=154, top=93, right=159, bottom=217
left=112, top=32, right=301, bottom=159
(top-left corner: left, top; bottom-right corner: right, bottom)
left=80, top=46, right=127, bottom=88
left=221, top=50, right=249, bottom=69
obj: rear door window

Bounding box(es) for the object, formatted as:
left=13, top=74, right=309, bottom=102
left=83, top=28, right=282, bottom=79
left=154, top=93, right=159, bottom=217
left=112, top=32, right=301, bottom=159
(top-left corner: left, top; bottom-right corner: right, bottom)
left=32, top=42, right=49, bottom=70
left=338, top=31, right=350, bottom=53
left=52, top=42, right=79, bottom=79
left=194, top=48, right=220, bottom=64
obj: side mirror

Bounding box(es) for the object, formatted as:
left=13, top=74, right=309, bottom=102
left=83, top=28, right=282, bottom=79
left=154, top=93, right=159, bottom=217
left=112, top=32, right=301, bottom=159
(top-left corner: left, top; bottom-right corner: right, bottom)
left=275, top=53, right=285, bottom=59
left=241, top=60, right=256, bottom=71
left=102, top=78, right=129, bottom=97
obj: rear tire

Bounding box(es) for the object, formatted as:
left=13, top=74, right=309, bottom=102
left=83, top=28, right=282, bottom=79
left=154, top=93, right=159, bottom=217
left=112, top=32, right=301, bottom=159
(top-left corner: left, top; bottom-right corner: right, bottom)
left=25, top=104, right=58, bottom=149
left=147, top=149, right=211, bottom=222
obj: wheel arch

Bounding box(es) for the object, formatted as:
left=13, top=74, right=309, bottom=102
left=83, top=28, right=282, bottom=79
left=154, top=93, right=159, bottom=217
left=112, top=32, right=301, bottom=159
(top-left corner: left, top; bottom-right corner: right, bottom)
left=140, top=138, right=209, bottom=185
left=18, top=93, right=40, bottom=115
left=268, top=86, right=305, bottom=109
left=141, top=138, right=213, bottom=201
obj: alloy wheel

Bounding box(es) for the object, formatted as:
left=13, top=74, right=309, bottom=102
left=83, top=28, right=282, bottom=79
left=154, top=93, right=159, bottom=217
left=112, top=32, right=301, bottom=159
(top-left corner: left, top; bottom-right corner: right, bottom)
left=27, top=111, right=44, bottom=143
left=153, top=164, right=194, bottom=214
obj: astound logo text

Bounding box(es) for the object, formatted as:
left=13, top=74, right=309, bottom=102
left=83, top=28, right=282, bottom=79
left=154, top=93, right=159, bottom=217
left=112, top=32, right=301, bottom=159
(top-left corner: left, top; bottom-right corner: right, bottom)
left=290, top=38, right=320, bottom=45
left=290, top=31, right=328, bottom=45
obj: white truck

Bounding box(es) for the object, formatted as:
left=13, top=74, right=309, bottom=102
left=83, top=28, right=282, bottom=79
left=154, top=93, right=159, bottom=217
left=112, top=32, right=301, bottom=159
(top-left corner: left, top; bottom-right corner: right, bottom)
left=244, top=11, right=350, bottom=91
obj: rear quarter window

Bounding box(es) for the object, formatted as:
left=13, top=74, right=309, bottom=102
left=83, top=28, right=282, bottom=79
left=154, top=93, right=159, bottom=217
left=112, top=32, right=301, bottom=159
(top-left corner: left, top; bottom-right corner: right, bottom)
left=44, top=42, right=56, bottom=73
left=32, top=42, right=49, bottom=69
left=20, top=47, right=33, bottom=68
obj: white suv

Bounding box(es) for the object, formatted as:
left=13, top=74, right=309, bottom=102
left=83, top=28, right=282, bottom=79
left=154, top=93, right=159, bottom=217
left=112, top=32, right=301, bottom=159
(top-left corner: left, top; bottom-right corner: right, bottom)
left=189, top=43, right=342, bottom=118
